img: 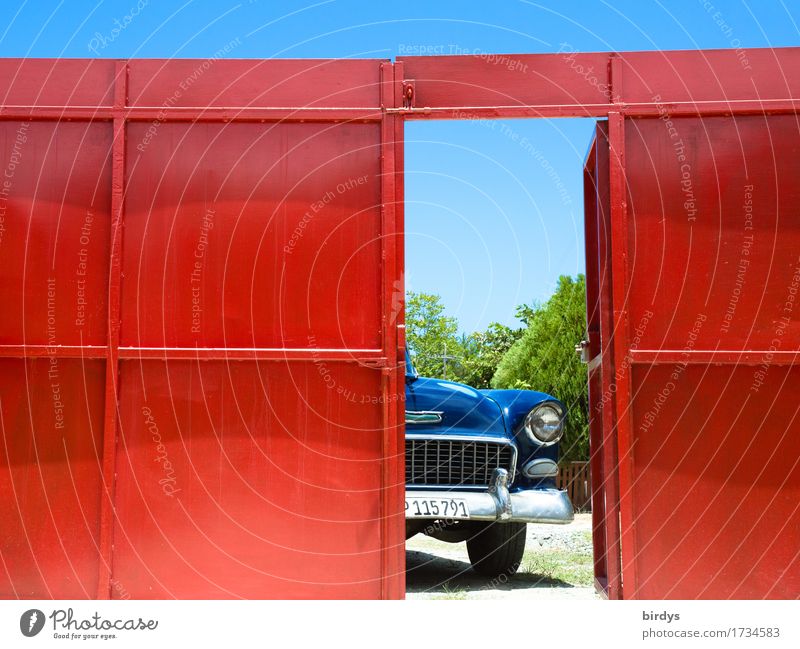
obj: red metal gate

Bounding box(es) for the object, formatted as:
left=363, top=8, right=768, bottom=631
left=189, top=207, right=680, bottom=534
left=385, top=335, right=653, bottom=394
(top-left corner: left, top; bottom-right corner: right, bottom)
left=0, top=59, right=406, bottom=599
left=2, top=48, right=800, bottom=600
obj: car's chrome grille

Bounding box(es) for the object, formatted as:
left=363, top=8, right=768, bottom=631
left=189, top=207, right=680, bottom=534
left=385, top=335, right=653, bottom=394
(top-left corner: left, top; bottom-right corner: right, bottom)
left=405, top=437, right=516, bottom=487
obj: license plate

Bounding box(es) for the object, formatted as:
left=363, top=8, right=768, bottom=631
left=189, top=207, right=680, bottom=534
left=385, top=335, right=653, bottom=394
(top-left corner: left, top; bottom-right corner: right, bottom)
left=405, top=496, right=470, bottom=519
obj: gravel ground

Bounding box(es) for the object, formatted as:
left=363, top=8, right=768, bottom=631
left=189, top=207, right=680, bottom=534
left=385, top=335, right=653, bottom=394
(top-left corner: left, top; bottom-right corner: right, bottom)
left=406, top=513, right=599, bottom=600
left=527, top=513, right=593, bottom=553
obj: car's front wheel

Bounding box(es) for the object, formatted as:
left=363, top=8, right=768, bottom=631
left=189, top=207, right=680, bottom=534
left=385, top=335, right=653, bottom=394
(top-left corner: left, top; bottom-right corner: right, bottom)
left=466, top=521, right=526, bottom=578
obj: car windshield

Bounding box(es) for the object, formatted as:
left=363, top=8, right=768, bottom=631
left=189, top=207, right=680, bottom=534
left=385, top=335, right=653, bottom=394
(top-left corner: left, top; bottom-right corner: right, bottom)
left=405, top=347, right=418, bottom=377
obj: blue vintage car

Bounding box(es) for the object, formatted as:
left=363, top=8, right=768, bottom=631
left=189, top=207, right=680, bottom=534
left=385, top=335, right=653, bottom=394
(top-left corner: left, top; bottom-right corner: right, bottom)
left=404, top=348, right=574, bottom=577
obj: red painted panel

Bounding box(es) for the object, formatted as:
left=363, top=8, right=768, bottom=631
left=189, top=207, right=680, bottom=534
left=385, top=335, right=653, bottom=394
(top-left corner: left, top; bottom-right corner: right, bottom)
left=399, top=52, right=612, bottom=109
left=0, top=358, right=106, bottom=598
left=121, top=121, right=382, bottom=350
left=0, top=121, right=112, bottom=347
left=621, top=48, right=800, bottom=105
left=625, top=115, right=800, bottom=352
left=112, top=360, right=385, bottom=599
left=0, top=59, right=116, bottom=108
left=127, top=59, right=383, bottom=109
left=618, top=112, right=800, bottom=598
left=629, top=365, right=800, bottom=599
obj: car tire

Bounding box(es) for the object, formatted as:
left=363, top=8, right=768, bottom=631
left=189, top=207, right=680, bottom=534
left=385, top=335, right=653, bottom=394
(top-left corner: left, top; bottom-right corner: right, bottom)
left=466, top=521, right=526, bottom=578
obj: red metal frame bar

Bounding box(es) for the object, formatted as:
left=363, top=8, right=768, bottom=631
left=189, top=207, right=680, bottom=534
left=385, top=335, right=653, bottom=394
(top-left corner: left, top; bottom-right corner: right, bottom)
left=379, top=61, right=405, bottom=600
left=0, top=346, right=385, bottom=362
left=630, top=350, right=800, bottom=365
left=391, top=99, right=800, bottom=120
left=0, top=345, right=108, bottom=358
left=606, top=107, right=636, bottom=599
left=0, top=107, right=383, bottom=122
left=5, top=100, right=798, bottom=123
left=96, top=61, right=127, bottom=600
left=115, top=348, right=385, bottom=361
left=391, top=61, right=407, bottom=599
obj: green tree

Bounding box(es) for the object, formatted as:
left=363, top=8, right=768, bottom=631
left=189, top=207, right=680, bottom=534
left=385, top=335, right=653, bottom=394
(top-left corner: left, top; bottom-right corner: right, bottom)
left=458, top=323, right=523, bottom=388
left=492, top=275, right=588, bottom=462
left=405, top=292, right=461, bottom=379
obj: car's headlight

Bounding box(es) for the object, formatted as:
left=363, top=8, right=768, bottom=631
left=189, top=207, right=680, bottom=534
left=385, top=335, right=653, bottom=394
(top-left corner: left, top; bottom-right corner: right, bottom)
left=523, top=403, right=564, bottom=445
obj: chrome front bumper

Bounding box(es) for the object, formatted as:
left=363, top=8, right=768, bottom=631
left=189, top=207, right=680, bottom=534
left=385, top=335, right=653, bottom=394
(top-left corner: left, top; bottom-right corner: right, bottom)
left=405, top=468, right=574, bottom=524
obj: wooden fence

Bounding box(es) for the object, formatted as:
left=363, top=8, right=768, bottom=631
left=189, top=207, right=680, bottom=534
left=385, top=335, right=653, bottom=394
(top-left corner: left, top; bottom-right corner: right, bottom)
left=557, top=461, right=592, bottom=512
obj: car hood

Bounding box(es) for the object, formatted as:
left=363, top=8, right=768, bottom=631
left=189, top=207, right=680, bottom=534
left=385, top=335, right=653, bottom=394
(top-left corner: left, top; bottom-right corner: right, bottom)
left=405, top=376, right=506, bottom=437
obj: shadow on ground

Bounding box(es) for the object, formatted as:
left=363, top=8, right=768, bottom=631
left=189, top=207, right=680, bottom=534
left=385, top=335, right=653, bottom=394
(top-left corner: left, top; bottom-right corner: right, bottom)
left=406, top=549, right=574, bottom=595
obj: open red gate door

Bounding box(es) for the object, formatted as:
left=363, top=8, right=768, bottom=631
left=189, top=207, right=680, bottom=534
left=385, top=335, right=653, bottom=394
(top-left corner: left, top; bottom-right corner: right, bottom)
left=583, top=122, right=623, bottom=600
left=0, top=59, right=406, bottom=599
left=585, top=113, right=800, bottom=599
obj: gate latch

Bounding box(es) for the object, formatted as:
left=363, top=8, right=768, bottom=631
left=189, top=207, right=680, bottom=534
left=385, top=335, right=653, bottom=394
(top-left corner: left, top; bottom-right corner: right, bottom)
left=575, top=339, right=591, bottom=363
left=402, top=81, right=415, bottom=109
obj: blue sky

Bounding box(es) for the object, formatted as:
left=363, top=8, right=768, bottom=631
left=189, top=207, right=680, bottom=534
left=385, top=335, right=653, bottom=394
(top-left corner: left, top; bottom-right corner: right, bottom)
left=1, top=0, right=797, bottom=332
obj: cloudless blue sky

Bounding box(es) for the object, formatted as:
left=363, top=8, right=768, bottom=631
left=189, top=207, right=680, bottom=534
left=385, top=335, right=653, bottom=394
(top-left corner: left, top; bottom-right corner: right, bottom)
left=1, top=0, right=797, bottom=332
